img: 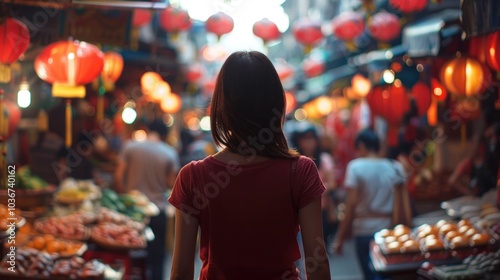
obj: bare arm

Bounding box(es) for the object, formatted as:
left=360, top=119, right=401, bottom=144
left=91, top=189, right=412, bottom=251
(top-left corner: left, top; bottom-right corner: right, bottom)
left=170, top=209, right=199, bottom=280
left=299, top=197, right=331, bottom=280
left=334, top=188, right=358, bottom=254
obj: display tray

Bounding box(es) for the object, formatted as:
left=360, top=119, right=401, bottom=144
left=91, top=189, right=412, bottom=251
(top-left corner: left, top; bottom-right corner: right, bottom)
left=90, top=231, right=146, bottom=251
left=0, top=264, right=124, bottom=280
left=370, top=242, right=462, bottom=273
left=33, top=218, right=91, bottom=241
left=17, top=235, right=88, bottom=257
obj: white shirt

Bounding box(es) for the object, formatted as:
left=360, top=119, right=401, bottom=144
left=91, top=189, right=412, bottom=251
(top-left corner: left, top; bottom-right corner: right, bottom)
left=344, top=157, right=406, bottom=235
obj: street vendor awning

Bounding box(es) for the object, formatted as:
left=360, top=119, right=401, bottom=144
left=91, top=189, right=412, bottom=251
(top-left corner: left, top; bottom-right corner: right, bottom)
left=402, top=9, right=461, bottom=57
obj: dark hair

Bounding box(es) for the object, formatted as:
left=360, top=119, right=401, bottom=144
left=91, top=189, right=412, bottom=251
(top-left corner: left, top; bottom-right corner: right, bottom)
left=148, top=118, right=169, bottom=139
left=355, top=129, right=380, bottom=152
left=290, top=123, right=322, bottom=167
left=210, top=51, right=297, bottom=158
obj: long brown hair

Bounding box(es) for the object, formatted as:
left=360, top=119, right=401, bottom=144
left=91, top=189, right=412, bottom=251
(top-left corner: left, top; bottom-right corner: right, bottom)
left=210, top=51, right=297, bottom=158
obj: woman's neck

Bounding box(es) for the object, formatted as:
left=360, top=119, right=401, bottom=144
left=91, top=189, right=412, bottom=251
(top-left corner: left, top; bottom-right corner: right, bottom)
left=212, top=149, right=270, bottom=165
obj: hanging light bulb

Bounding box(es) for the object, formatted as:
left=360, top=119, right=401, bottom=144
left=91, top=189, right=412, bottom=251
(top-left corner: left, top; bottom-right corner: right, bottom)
left=17, top=78, right=31, bottom=108
left=122, top=100, right=137, bottom=124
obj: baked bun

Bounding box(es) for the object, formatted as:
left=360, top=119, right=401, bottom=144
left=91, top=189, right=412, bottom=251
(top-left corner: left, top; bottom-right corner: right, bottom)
left=450, top=236, right=469, bottom=249
left=436, top=220, right=450, bottom=229
left=385, top=241, right=402, bottom=254
left=470, top=233, right=490, bottom=246
left=401, top=240, right=420, bottom=253
left=458, top=225, right=472, bottom=235
left=439, top=224, right=458, bottom=236
left=424, top=238, right=444, bottom=251
left=457, top=219, right=472, bottom=228
left=393, top=224, right=411, bottom=237
left=417, top=226, right=438, bottom=239
left=384, top=236, right=397, bottom=244
left=444, top=231, right=460, bottom=242
left=464, top=228, right=478, bottom=238
left=398, top=234, right=411, bottom=243
left=379, top=229, right=393, bottom=238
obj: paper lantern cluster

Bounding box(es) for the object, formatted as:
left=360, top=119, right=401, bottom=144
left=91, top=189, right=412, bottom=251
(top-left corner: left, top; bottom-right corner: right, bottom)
left=439, top=57, right=491, bottom=97
left=331, top=11, right=365, bottom=51
left=368, top=12, right=401, bottom=45
left=253, top=18, right=281, bottom=44
left=389, top=0, right=428, bottom=14
left=206, top=12, right=234, bottom=40
left=0, top=18, right=30, bottom=83
left=292, top=18, right=324, bottom=53
left=469, top=31, right=500, bottom=72
left=159, top=7, right=192, bottom=36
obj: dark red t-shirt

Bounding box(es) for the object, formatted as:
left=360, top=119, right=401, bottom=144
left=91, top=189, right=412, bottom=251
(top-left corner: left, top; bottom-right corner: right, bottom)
left=168, top=155, right=325, bottom=280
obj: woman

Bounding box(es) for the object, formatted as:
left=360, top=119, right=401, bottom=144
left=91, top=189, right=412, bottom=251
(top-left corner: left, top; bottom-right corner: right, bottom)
left=290, top=122, right=338, bottom=245
left=333, top=129, right=405, bottom=279
left=169, top=51, right=330, bottom=280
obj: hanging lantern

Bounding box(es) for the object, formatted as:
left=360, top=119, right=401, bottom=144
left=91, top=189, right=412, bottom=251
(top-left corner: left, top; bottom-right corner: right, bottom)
left=367, top=84, right=409, bottom=125
left=34, top=40, right=104, bottom=98
left=351, top=74, right=372, bottom=98
left=292, top=18, right=324, bottom=54
left=151, top=80, right=171, bottom=102
left=160, top=93, right=182, bottom=114
left=486, top=31, right=500, bottom=72
left=331, top=11, right=365, bottom=51
left=431, top=78, right=447, bottom=102
left=389, top=0, right=428, bottom=14
left=439, top=57, right=492, bottom=97
left=368, top=12, right=401, bottom=47
left=141, top=72, right=162, bottom=96
left=469, top=35, right=488, bottom=64
left=101, top=51, right=124, bottom=91
left=132, top=9, right=152, bottom=27
left=409, top=82, right=432, bottom=116
left=302, top=58, right=325, bottom=78
left=185, top=63, right=203, bottom=94
left=285, top=92, right=297, bottom=115
left=253, top=18, right=281, bottom=44
left=159, top=7, right=192, bottom=38
left=0, top=18, right=30, bottom=83
left=206, top=12, right=234, bottom=40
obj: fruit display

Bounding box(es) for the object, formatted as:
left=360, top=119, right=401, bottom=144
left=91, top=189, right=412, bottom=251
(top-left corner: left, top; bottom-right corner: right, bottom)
left=98, top=207, right=145, bottom=231
left=34, top=216, right=89, bottom=241
left=13, top=166, right=49, bottom=190
left=91, top=223, right=146, bottom=249
left=0, top=204, right=24, bottom=231
left=23, top=234, right=87, bottom=256
left=55, top=178, right=101, bottom=204
left=0, top=248, right=105, bottom=278
left=101, top=189, right=158, bottom=222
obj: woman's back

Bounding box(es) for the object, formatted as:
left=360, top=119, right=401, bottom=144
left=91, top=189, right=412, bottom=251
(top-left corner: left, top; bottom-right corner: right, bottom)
left=169, top=155, right=324, bottom=279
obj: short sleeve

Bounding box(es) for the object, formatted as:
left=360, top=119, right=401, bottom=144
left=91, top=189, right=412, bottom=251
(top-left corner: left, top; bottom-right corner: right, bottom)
left=343, top=161, right=359, bottom=189
left=393, top=161, right=406, bottom=185
left=294, top=157, right=326, bottom=209
left=168, top=163, right=200, bottom=219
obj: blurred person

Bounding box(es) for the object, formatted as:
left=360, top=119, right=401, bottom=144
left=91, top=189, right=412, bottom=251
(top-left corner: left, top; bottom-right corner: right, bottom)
left=114, top=118, right=180, bottom=280
left=169, top=51, right=330, bottom=280
left=55, top=132, right=95, bottom=182
left=333, top=129, right=406, bottom=280
left=290, top=122, right=338, bottom=245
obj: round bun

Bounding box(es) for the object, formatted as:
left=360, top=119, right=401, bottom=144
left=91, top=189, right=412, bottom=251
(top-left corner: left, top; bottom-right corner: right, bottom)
left=417, top=226, right=438, bottom=239
left=401, top=240, right=420, bottom=253
left=384, top=236, right=397, bottom=244
left=424, top=238, right=444, bottom=251
left=464, top=228, right=478, bottom=238
left=398, top=234, right=411, bottom=243
left=444, top=231, right=460, bottom=242
left=436, top=220, right=450, bottom=229
left=457, top=219, right=471, bottom=228
left=450, top=236, right=469, bottom=249
left=470, top=233, right=490, bottom=246
left=393, top=225, right=411, bottom=237
left=439, top=224, right=458, bottom=236
left=385, top=241, right=402, bottom=254
left=458, top=225, right=472, bottom=234
left=379, top=229, right=393, bottom=238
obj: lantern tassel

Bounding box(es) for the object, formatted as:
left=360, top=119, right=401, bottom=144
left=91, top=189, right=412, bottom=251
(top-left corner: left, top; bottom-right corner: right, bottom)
left=427, top=99, right=438, bottom=126
left=0, top=64, right=11, bottom=84
left=97, top=95, right=104, bottom=122
left=345, top=40, right=358, bottom=52
left=303, top=45, right=313, bottom=55
left=38, top=110, right=48, bottom=132
left=65, top=99, right=72, bottom=148
left=131, top=27, right=140, bottom=51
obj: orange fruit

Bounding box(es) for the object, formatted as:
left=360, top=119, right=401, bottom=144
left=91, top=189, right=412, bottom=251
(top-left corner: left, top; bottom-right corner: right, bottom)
left=45, top=241, right=60, bottom=253
left=33, top=236, right=46, bottom=250
left=43, top=234, right=55, bottom=242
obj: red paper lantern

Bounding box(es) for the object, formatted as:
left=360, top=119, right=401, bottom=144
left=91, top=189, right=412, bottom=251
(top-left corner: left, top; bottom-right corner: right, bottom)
left=206, top=12, right=234, bottom=39
left=1, top=99, right=22, bottom=140
left=275, top=61, right=294, bottom=81
left=367, top=84, right=409, bottom=125
left=159, top=7, right=192, bottom=33
left=0, top=18, right=30, bottom=83
left=486, top=31, right=500, bottom=72
left=253, top=18, right=281, bottom=43
left=431, top=78, right=447, bottom=102
left=302, top=58, right=324, bottom=78
left=469, top=35, right=488, bottom=64
left=368, top=11, right=401, bottom=43
left=185, top=63, right=203, bottom=83
left=34, top=40, right=104, bottom=98
left=292, top=18, right=324, bottom=52
left=331, top=11, right=365, bottom=44
left=409, top=82, right=432, bottom=116
left=389, top=0, right=428, bottom=13
left=440, top=57, right=492, bottom=97
left=101, top=52, right=123, bottom=84
left=132, top=9, right=152, bottom=27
